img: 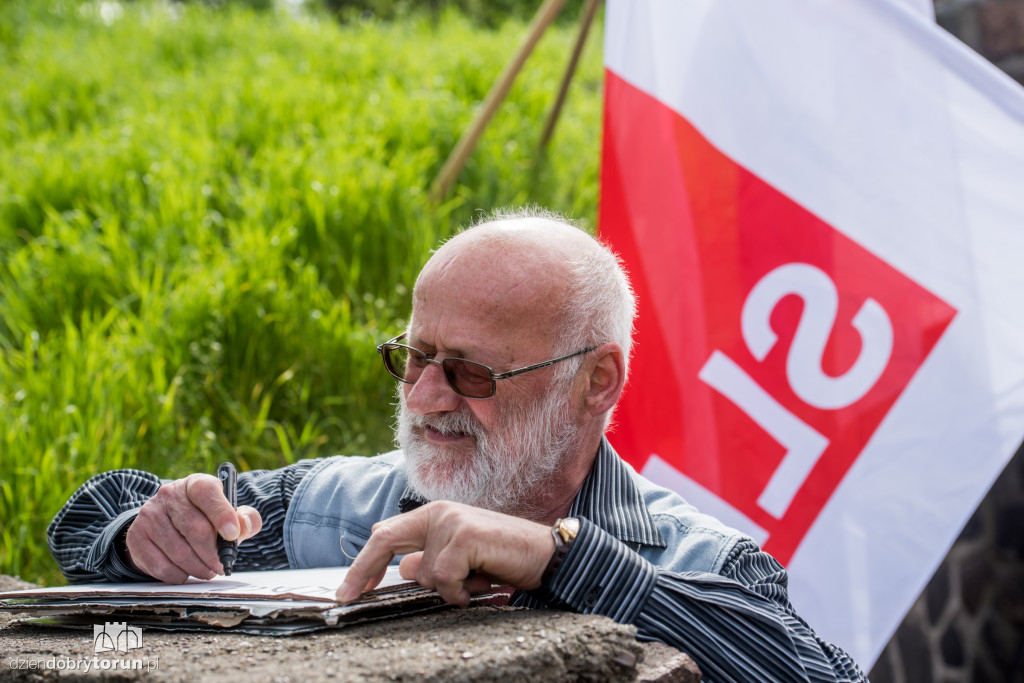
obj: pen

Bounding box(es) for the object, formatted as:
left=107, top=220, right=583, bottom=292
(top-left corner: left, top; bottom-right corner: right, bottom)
left=217, top=462, right=238, bottom=576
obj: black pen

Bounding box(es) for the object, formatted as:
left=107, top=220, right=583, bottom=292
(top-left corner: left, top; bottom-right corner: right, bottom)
left=217, top=462, right=238, bottom=576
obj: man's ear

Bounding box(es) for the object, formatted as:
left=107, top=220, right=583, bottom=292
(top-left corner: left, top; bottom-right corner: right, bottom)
left=583, top=343, right=626, bottom=417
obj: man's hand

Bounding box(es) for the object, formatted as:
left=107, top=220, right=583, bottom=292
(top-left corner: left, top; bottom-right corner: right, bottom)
left=125, top=474, right=262, bottom=583
left=336, top=501, right=556, bottom=607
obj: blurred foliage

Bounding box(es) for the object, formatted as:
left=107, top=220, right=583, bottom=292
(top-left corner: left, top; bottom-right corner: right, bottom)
left=0, top=0, right=603, bottom=585
left=318, top=0, right=590, bottom=27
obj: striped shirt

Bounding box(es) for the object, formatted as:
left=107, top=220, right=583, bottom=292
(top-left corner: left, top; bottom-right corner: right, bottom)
left=48, top=441, right=866, bottom=682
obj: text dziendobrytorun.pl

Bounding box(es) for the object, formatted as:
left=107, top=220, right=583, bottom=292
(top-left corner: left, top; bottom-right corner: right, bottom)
left=8, top=656, right=159, bottom=672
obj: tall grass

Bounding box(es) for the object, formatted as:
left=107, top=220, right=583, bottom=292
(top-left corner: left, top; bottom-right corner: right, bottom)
left=0, top=0, right=603, bottom=585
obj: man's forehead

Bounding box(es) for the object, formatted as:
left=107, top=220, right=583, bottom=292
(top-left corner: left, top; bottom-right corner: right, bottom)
left=412, top=260, right=561, bottom=331
left=409, top=224, right=574, bottom=357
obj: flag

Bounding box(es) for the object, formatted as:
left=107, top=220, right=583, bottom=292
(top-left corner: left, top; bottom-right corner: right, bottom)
left=599, top=0, right=1024, bottom=668
left=897, top=0, right=934, bottom=20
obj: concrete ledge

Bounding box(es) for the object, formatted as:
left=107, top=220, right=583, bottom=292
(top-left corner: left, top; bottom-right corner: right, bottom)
left=1, top=577, right=700, bottom=682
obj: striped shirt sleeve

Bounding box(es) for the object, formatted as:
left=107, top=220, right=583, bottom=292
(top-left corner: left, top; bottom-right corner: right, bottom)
left=47, top=461, right=321, bottom=584
left=531, top=518, right=866, bottom=683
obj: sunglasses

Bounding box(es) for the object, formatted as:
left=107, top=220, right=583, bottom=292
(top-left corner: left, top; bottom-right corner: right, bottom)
left=377, top=333, right=596, bottom=399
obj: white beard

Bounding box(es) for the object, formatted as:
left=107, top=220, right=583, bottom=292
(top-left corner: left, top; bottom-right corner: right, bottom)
left=396, top=381, right=581, bottom=516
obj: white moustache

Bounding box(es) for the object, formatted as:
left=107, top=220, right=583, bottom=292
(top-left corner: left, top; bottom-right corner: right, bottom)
left=408, top=408, right=485, bottom=440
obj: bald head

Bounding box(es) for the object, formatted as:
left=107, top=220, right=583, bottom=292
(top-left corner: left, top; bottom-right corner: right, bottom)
left=431, top=214, right=602, bottom=265
left=412, top=209, right=636, bottom=381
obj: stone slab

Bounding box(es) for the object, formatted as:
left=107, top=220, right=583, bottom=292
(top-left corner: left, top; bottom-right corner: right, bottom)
left=0, top=576, right=700, bottom=682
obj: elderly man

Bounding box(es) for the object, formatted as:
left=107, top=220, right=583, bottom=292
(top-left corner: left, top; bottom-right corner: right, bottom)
left=49, top=209, right=866, bottom=682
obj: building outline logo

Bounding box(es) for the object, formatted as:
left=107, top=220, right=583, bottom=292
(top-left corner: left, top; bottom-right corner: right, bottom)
left=93, top=622, right=143, bottom=654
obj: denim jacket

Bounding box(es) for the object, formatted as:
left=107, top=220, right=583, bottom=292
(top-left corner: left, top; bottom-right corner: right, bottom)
left=282, top=441, right=747, bottom=577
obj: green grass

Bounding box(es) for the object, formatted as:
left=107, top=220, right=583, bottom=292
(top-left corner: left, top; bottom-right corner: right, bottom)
left=0, top=0, right=604, bottom=585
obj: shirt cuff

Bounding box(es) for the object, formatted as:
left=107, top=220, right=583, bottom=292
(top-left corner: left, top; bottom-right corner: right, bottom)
left=86, top=510, right=153, bottom=582
left=530, top=517, right=658, bottom=623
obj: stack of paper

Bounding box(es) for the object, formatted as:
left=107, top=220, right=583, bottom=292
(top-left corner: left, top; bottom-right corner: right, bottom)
left=0, top=567, right=496, bottom=635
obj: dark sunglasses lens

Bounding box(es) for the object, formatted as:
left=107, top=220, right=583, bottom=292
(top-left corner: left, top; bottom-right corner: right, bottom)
left=385, top=345, right=418, bottom=382
left=443, top=359, right=494, bottom=398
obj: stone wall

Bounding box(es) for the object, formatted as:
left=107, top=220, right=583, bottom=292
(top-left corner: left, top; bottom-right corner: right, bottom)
left=868, top=4, right=1024, bottom=682
left=936, top=0, right=1024, bottom=83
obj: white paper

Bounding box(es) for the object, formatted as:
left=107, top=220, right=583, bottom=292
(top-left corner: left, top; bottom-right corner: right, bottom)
left=0, top=566, right=412, bottom=603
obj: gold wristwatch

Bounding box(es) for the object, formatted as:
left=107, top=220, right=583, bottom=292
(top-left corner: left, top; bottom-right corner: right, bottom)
left=542, top=517, right=580, bottom=582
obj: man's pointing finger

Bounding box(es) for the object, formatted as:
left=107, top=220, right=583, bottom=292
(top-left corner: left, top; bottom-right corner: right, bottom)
left=335, top=512, right=430, bottom=603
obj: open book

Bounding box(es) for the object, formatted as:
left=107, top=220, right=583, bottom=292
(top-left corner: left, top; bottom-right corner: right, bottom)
left=0, top=566, right=506, bottom=635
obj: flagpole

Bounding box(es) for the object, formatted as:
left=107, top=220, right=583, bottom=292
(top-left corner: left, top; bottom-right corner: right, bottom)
left=539, top=0, right=601, bottom=151
left=430, top=0, right=568, bottom=201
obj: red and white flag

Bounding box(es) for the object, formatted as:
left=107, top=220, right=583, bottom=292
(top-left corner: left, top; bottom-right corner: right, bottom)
left=600, top=0, right=1024, bottom=667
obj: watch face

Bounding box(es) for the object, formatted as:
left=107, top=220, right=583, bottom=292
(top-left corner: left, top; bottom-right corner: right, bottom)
left=560, top=517, right=580, bottom=542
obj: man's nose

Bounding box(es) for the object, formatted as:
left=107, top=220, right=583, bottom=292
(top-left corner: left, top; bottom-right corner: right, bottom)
left=404, top=361, right=462, bottom=414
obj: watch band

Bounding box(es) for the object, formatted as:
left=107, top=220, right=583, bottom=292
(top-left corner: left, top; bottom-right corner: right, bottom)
left=114, top=520, right=136, bottom=568
left=541, top=517, right=580, bottom=584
